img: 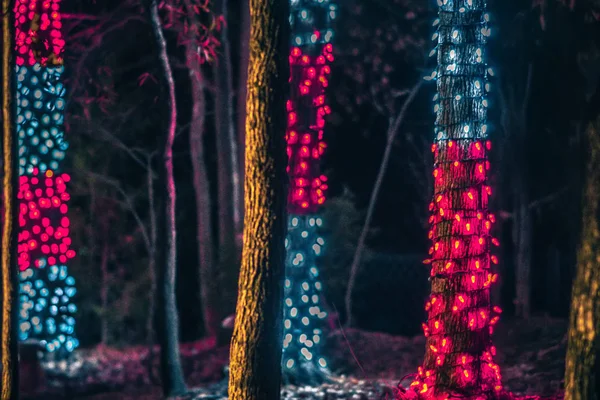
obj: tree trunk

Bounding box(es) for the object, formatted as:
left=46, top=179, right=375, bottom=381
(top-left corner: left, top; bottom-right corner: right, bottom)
left=237, top=0, right=250, bottom=245
left=186, top=35, right=219, bottom=338
left=147, top=0, right=187, bottom=396
left=227, top=0, right=289, bottom=397
left=400, top=3, right=503, bottom=398
left=213, top=0, right=242, bottom=319
left=1, top=0, right=19, bottom=397
left=564, top=119, right=600, bottom=400
left=514, top=184, right=532, bottom=318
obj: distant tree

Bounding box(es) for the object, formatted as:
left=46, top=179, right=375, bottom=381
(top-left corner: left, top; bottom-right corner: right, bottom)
left=177, top=0, right=221, bottom=339
left=564, top=118, right=600, bottom=400
left=212, top=0, right=243, bottom=322
left=1, top=0, right=19, bottom=396
left=147, top=0, right=187, bottom=395
left=227, top=0, right=289, bottom=397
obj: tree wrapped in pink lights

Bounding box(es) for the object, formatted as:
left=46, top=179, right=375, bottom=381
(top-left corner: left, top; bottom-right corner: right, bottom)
left=14, top=0, right=78, bottom=355
left=398, top=0, right=505, bottom=398
left=282, top=0, right=337, bottom=384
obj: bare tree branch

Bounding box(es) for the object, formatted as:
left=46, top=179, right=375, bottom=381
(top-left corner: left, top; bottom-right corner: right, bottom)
left=344, top=79, right=422, bottom=327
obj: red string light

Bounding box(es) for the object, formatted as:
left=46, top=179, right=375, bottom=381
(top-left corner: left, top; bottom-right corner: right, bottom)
left=17, top=168, right=75, bottom=271
left=14, top=0, right=64, bottom=66
left=286, top=44, right=333, bottom=214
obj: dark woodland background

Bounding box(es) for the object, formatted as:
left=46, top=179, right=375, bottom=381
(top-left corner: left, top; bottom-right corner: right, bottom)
left=58, top=0, right=600, bottom=347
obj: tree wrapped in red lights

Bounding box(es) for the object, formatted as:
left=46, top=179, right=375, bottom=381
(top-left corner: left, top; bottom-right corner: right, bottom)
left=282, top=0, right=337, bottom=384
left=398, top=1, right=505, bottom=398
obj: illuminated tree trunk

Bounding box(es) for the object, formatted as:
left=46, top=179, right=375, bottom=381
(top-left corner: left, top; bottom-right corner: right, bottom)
left=213, top=0, right=242, bottom=318
left=227, top=0, right=289, bottom=397
left=280, top=0, right=337, bottom=383
left=564, top=119, right=600, bottom=400
left=147, top=0, right=187, bottom=396
left=1, top=0, right=19, bottom=397
left=399, top=1, right=503, bottom=398
left=186, top=33, right=219, bottom=338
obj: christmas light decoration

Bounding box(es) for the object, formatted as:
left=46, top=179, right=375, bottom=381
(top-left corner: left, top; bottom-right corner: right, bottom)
left=17, top=168, right=75, bottom=272
left=16, top=64, right=68, bottom=176
left=282, top=0, right=336, bottom=382
left=398, top=1, right=504, bottom=399
left=19, top=263, right=78, bottom=354
left=13, top=0, right=78, bottom=354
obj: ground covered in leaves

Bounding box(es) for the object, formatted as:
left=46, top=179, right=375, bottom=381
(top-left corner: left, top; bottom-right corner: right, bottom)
left=30, top=317, right=566, bottom=399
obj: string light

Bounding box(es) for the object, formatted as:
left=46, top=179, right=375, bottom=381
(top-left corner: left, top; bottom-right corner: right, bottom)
left=19, top=262, right=78, bottom=354
left=17, top=168, right=75, bottom=272
left=13, top=0, right=77, bottom=354
left=16, top=64, right=68, bottom=176
left=14, top=0, right=65, bottom=67
left=282, top=0, right=335, bottom=382
left=399, top=1, right=503, bottom=398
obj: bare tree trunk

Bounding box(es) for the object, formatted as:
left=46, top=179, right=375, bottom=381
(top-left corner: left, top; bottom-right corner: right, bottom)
left=100, top=241, right=110, bottom=345
left=147, top=0, right=187, bottom=396
left=498, top=64, right=533, bottom=320
left=145, top=156, right=158, bottom=383
left=564, top=119, right=600, bottom=400
left=344, top=81, right=421, bottom=327
left=213, top=0, right=241, bottom=318
left=227, top=0, right=289, bottom=397
left=236, top=0, right=250, bottom=244
left=185, top=27, right=220, bottom=338
left=218, top=0, right=243, bottom=244
left=146, top=156, right=157, bottom=343
left=514, top=185, right=532, bottom=318
left=1, top=1, right=19, bottom=396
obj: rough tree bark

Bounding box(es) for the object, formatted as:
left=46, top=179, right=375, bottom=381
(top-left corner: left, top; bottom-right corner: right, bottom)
left=344, top=81, right=421, bottom=328
left=227, top=0, right=289, bottom=397
left=147, top=0, right=187, bottom=396
left=182, top=0, right=220, bottom=337
left=213, top=0, right=242, bottom=318
left=564, top=119, right=600, bottom=400
left=1, top=1, right=19, bottom=397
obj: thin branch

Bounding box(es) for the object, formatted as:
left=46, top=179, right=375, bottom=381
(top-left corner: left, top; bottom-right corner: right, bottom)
left=344, top=79, right=422, bottom=327
left=86, top=172, right=152, bottom=254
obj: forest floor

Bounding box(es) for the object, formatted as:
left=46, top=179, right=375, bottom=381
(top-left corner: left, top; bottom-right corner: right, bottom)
left=31, top=316, right=566, bottom=400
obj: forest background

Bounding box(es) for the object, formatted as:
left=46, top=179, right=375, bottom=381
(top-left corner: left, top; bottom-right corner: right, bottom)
left=60, top=0, right=600, bottom=348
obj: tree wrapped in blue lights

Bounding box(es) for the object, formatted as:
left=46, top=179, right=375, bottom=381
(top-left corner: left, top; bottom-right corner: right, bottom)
left=282, top=0, right=337, bottom=384
left=14, top=0, right=78, bottom=356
